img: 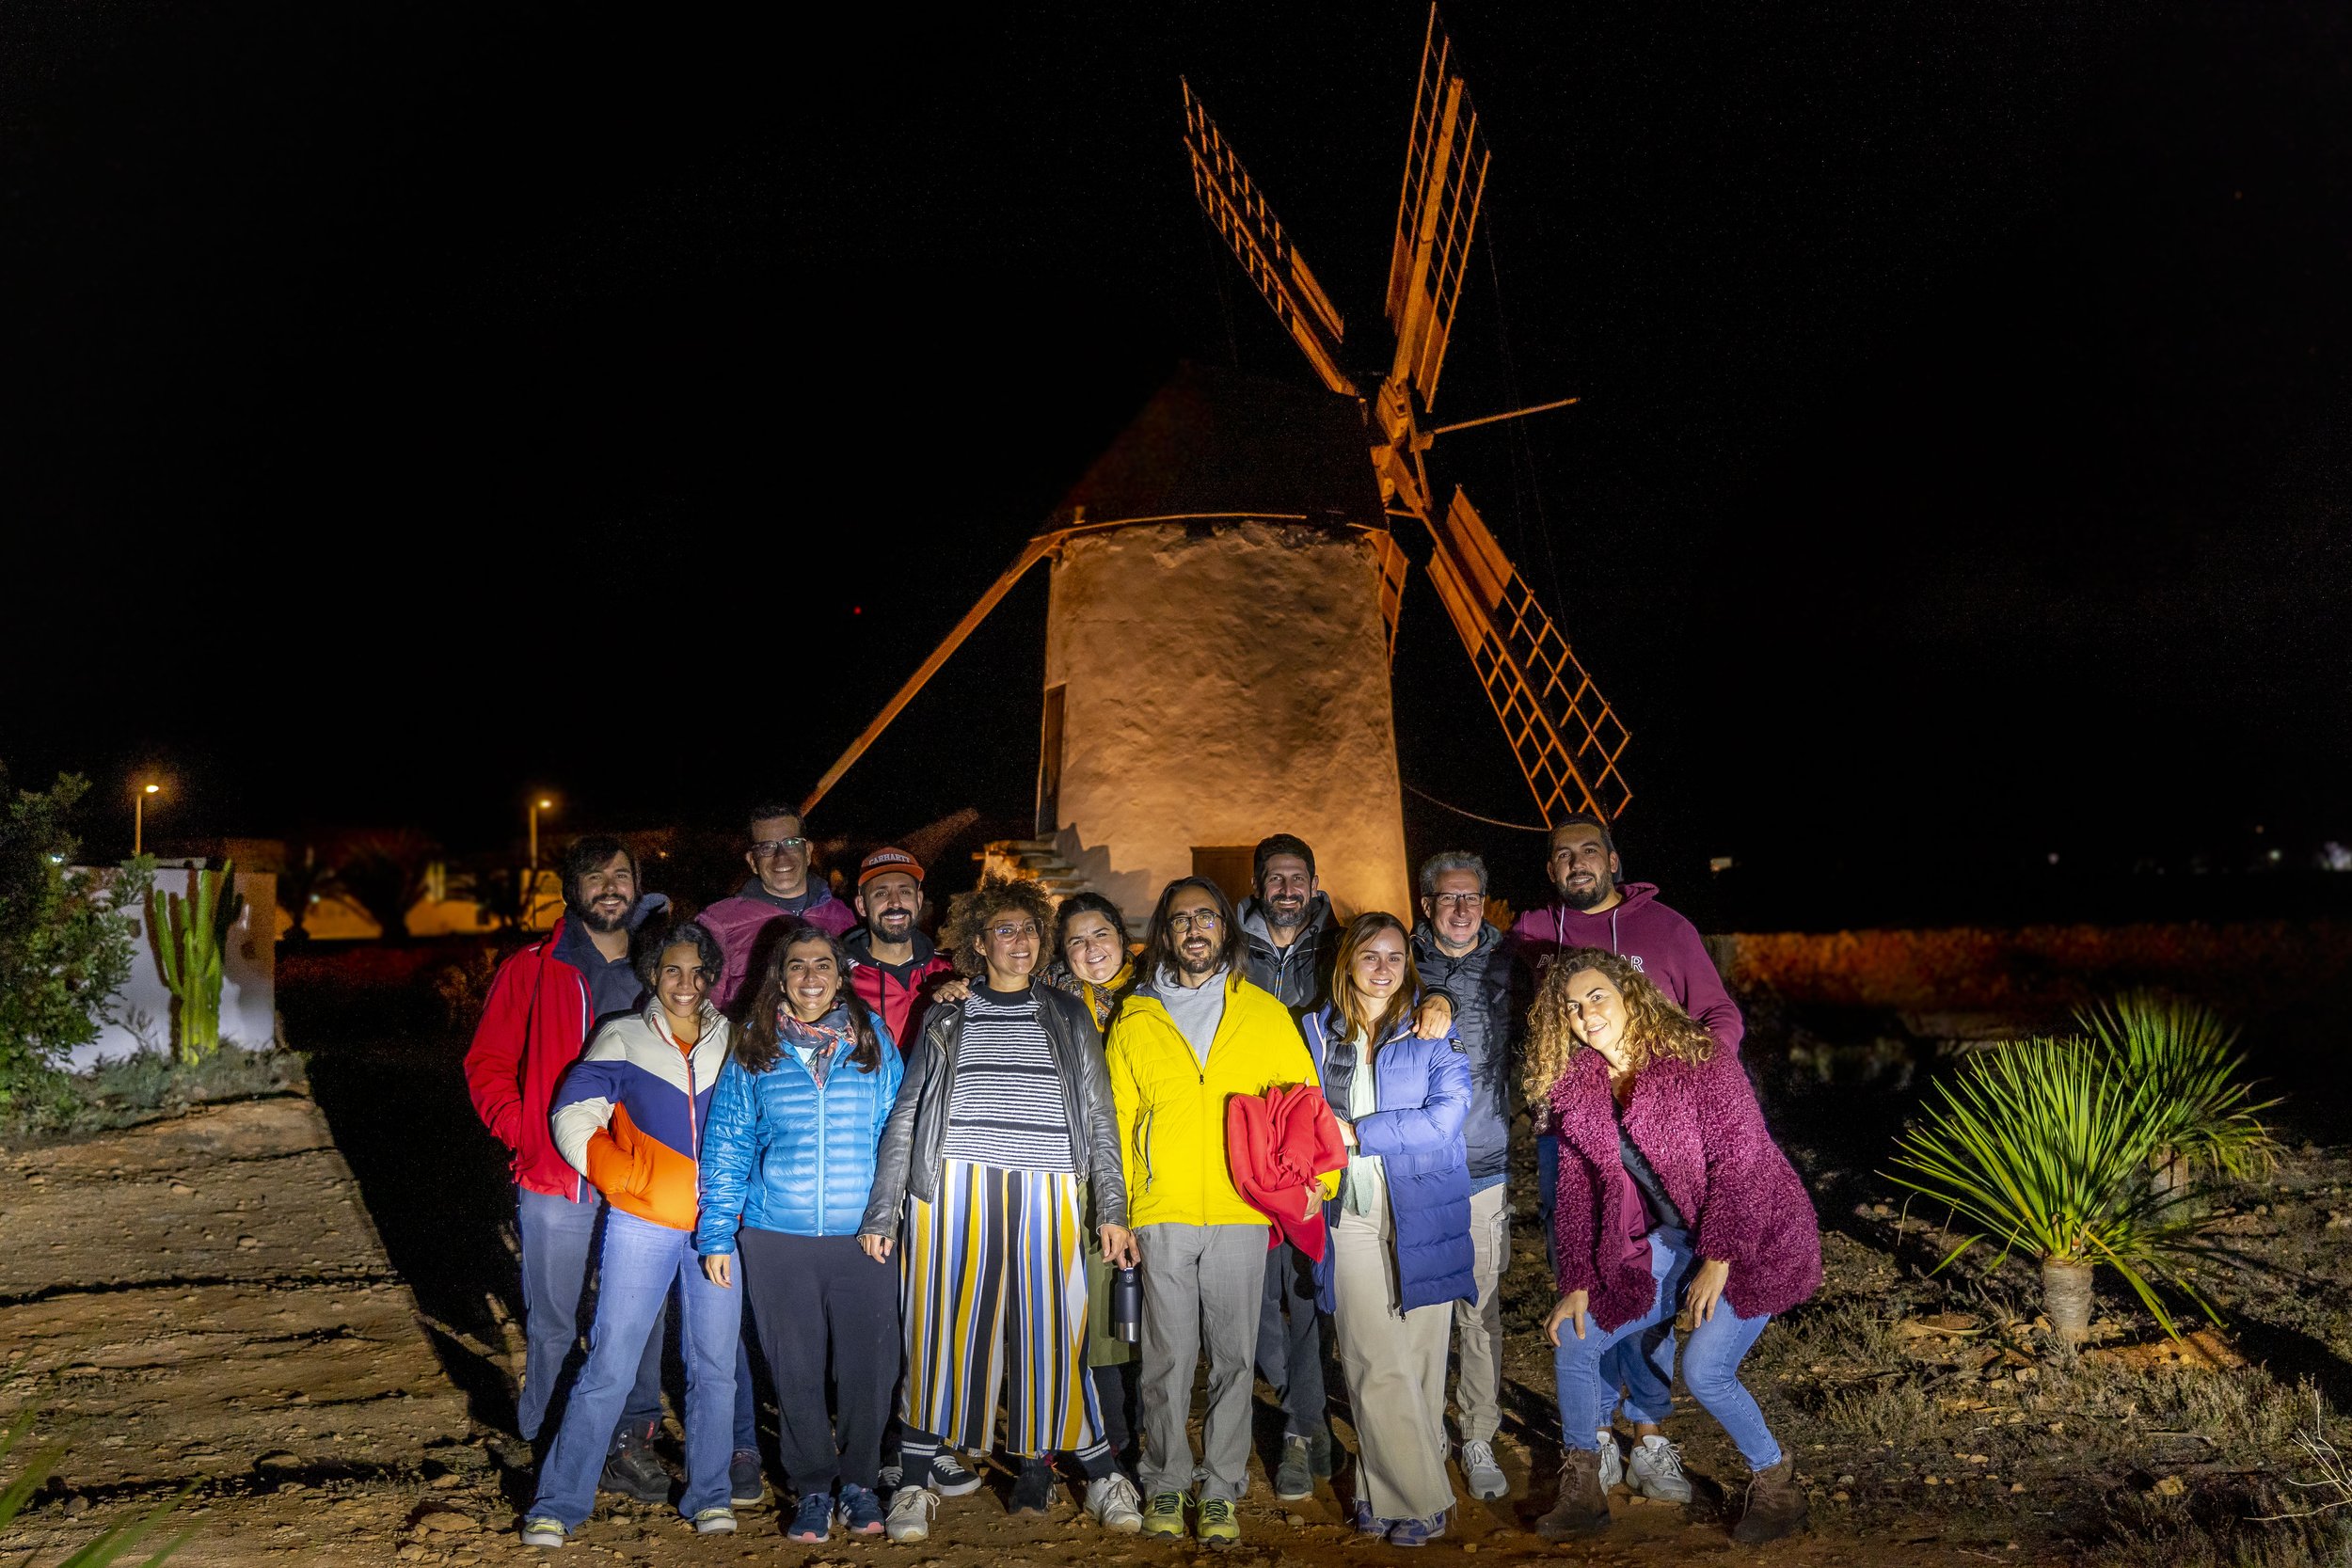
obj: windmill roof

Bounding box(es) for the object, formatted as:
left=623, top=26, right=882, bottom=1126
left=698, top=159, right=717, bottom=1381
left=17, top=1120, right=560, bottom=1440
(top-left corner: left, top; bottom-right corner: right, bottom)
left=1042, top=362, right=1387, bottom=535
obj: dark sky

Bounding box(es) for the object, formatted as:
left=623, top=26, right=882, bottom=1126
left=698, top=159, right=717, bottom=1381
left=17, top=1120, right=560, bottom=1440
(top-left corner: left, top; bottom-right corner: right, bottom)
left=4, top=4, right=2346, bottom=920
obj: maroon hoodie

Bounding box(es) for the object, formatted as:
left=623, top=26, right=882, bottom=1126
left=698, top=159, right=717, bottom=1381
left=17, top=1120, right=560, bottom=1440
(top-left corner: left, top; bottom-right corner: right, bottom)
left=1509, top=881, right=1743, bottom=1057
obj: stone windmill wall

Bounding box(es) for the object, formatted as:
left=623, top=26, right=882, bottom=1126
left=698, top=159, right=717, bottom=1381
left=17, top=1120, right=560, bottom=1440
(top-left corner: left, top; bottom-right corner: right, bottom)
left=1040, top=519, right=1409, bottom=924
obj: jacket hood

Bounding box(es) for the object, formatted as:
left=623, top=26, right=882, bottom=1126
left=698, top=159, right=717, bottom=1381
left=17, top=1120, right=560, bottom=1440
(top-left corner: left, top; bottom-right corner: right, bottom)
left=1238, top=891, right=1335, bottom=949
left=1411, top=919, right=1502, bottom=964
left=1561, top=881, right=1659, bottom=920
left=1130, top=964, right=1235, bottom=1006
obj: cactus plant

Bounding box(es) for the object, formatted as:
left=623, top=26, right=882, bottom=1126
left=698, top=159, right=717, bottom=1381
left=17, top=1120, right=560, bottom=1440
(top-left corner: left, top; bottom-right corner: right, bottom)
left=149, top=861, right=246, bottom=1064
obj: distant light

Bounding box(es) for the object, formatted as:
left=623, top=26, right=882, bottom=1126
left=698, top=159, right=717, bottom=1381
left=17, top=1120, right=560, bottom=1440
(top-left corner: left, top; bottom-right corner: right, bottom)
left=537, top=799, right=552, bottom=810
left=48, top=853, right=65, bottom=864
left=143, top=784, right=160, bottom=795
left=2047, top=852, right=2060, bottom=865
left=1708, top=856, right=1735, bottom=874
left=852, top=605, right=863, bottom=615
left=2254, top=823, right=2265, bottom=834
left=2267, top=848, right=2282, bottom=863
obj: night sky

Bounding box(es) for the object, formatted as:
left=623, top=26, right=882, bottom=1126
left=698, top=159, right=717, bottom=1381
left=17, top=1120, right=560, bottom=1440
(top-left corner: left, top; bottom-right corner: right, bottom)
left=5, top=4, right=2346, bottom=926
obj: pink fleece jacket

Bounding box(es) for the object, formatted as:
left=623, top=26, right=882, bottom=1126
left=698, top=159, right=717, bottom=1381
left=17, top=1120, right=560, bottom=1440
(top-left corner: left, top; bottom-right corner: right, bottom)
left=1549, top=1051, right=1820, bottom=1332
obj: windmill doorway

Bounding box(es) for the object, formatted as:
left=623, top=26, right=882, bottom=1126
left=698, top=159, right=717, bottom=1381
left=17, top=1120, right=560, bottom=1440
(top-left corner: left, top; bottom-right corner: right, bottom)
left=1036, top=684, right=1067, bottom=837
left=1189, top=847, right=1256, bottom=909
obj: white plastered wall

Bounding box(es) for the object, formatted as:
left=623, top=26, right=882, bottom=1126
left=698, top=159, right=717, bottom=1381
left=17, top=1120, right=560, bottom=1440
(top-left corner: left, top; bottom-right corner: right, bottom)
left=1041, top=523, right=1410, bottom=923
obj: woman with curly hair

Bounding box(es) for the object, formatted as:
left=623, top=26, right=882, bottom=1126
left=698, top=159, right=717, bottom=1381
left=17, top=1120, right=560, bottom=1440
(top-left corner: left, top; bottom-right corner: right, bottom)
left=859, top=876, right=1141, bottom=1540
left=1527, top=948, right=1820, bottom=1547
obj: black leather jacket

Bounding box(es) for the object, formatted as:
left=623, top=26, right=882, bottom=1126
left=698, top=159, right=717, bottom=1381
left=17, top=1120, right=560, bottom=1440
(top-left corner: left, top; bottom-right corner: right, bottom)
left=858, top=982, right=1127, bottom=1236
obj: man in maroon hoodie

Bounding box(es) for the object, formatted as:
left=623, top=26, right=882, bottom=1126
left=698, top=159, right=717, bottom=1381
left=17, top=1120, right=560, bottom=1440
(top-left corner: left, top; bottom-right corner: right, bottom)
left=701, top=801, right=858, bottom=1012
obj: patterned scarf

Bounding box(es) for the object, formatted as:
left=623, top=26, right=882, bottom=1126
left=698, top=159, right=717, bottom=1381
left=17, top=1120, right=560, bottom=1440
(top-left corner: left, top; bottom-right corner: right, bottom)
left=778, top=1004, right=856, bottom=1089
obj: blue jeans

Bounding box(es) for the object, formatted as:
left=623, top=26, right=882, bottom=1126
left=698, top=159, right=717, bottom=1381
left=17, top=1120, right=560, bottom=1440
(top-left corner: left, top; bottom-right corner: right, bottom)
left=1553, top=1228, right=1782, bottom=1470
left=1536, top=1139, right=1674, bottom=1425
left=530, top=1212, right=744, bottom=1526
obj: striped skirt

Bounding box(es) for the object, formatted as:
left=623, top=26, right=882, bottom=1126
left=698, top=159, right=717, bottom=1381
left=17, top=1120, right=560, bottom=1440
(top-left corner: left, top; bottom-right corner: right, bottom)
left=901, top=1159, right=1104, bottom=1456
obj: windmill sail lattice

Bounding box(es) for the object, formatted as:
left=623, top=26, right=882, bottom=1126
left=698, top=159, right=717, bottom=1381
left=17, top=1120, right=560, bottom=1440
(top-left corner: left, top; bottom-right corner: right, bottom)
left=1386, top=7, right=1489, bottom=411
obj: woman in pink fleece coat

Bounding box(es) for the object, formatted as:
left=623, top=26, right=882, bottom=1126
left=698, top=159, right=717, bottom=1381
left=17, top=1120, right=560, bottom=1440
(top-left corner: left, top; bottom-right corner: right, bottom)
left=1528, top=948, right=1820, bottom=1547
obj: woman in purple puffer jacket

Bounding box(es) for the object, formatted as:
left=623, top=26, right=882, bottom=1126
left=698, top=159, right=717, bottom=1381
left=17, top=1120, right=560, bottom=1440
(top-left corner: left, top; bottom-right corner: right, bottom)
left=1528, top=947, right=1820, bottom=1548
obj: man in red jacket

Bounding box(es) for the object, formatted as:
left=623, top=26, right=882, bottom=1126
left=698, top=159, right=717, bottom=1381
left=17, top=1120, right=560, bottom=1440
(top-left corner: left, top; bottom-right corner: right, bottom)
left=843, top=847, right=956, bottom=1043
left=463, top=836, right=680, bottom=1501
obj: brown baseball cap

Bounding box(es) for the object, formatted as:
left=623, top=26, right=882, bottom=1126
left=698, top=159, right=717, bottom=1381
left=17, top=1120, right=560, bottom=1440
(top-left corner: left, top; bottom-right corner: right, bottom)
left=857, top=847, right=924, bottom=888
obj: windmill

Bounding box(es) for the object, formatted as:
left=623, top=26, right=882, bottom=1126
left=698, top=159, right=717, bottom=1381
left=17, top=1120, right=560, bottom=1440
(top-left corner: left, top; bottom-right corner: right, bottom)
left=802, top=8, right=1629, bottom=924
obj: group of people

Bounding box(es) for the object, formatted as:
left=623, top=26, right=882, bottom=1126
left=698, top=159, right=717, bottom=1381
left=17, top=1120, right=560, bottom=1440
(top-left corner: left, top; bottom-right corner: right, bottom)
left=463, top=802, right=1822, bottom=1551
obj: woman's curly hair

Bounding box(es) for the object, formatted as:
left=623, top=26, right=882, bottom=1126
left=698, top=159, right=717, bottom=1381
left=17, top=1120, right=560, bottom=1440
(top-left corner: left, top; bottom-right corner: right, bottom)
left=1522, top=946, right=1715, bottom=1104
left=940, top=874, right=1058, bottom=980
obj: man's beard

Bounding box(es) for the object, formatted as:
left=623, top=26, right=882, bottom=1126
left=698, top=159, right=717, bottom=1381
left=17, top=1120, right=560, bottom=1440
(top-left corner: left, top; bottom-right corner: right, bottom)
left=1555, top=877, right=1613, bottom=912
left=574, top=899, right=630, bottom=934
left=869, top=910, right=914, bottom=940
left=1264, top=896, right=1309, bottom=933
left=1175, top=946, right=1222, bottom=980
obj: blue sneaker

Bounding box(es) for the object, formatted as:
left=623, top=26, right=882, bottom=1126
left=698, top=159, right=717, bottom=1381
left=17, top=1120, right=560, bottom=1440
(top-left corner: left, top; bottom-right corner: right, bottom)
left=785, top=1491, right=834, bottom=1544
left=1387, top=1511, right=1447, bottom=1547
left=1346, top=1496, right=1383, bottom=1536
left=838, top=1483, right=885, bottom=1537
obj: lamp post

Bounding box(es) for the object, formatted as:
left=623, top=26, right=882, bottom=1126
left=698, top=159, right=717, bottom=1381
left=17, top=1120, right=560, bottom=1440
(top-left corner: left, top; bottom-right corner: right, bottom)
left=134, top=783, right=161, bottom=856
left=526, top=797, right=554, bottom=926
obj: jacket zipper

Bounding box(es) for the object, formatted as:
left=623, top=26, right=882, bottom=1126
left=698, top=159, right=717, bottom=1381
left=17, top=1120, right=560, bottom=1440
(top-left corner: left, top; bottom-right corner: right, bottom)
left=815, top=1053, right=830, bottom=1236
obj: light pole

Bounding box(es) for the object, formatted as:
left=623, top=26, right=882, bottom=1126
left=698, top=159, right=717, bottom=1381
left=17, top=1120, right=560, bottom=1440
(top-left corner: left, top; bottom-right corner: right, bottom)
left=526, top=797, right=554, bottom=926
left=134, top=783, right=161, bottom=856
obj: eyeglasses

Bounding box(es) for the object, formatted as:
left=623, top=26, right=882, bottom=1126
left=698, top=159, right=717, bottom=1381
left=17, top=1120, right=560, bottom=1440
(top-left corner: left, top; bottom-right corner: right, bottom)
left=1168, top=911, right=1222, bottom=934
left=753, top=837, right=810, bottom=858
left=1430, top=893, right=1484, bottom=911
left=988, top=922, right=1041, bottom=942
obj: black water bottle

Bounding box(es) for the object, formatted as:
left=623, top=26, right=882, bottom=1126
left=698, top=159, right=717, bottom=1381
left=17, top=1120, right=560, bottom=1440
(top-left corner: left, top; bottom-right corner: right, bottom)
left=1110, top=1265, right=1143, bottom=1343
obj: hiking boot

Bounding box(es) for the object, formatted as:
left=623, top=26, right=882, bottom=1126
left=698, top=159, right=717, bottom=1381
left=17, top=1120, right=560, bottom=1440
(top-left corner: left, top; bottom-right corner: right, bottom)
left=930, top=1452, right=985, bottom=1497
left=728, top=1449, right=765, bottom=1507
left=1534, top=1447, right=1613, bottom=1542
left=884, top=1487, right=938, bottom=1544
left=1596, top=1430, right=1624, bottom=1492
left=1627, top=1435, right=1692, bottom=1504
left=1457, top=1438, right=1507, bottom=1500
left=1139, top=1490, right=1187, bottom=1539
left=785, top=1493, right=833, bottom=1544
left=838, top=1483, right=885, bottom=1536
left=1088, top=1473, right=1144, bottom=1532
left=518, top=1516, right=566, bottom=1548
left=1274, top=1434, right=1315, bottom=1500
left=1387, top=1511, right=1447, bottom=1547
left=1730, top=1455, right=1808, bottom=1544
left=1009, top=1457, right=1057, bottom=1517
left=597, top=1425, right=672, bottom=1505
left=1197, top=1496, right=1240, bottom=1546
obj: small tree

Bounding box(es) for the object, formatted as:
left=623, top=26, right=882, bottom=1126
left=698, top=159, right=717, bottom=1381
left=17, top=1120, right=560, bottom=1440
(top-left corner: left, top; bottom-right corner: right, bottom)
left=275, top=843, right=343, bottom=942
left=333, top=829, right=438, bottom=939
left=0, top=769, right=154, bottom=1101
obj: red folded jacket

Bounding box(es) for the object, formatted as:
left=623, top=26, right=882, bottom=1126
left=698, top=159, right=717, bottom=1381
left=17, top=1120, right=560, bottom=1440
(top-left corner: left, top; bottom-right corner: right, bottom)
left=1225, top=1082, right=1347, bottom=1262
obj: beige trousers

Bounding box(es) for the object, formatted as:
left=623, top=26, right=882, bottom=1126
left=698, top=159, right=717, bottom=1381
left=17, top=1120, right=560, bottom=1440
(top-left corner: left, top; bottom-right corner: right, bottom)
left=1452, top=1182, right=1510, bottom=1443
left=1331, top=1205, right=1455, bottom=1521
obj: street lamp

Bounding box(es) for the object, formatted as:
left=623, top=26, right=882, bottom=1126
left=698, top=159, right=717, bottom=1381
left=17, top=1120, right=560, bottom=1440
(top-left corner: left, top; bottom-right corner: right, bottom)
left=526, top=796, right=556, bottom=927
left=134, top=783, right=161, bottom=856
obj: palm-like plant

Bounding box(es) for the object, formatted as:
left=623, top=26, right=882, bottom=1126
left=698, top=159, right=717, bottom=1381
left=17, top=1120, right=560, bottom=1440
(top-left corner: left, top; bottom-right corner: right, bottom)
left=0, top=1408, right=192, bottom=1566
left=2075, top=990, right=2281, bottom=1186
left=1887, top=1035, right=2222, bottom=1341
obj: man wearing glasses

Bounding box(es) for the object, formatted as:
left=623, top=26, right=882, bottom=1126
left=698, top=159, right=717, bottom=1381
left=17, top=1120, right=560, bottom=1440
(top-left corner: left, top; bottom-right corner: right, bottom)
left=1104, top=879, right=1333, bottom=1546
left=703, top=801, right=858, bottom=1012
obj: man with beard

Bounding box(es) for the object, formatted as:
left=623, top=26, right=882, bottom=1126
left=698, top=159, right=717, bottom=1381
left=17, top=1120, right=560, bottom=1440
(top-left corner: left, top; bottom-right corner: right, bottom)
left=464, top=837, right=701, bottom=1501
left=1237, top=834, right=1336, bottom=1014
left=1106, top=879, right=1330, bottom=1545
left=1510, top=813, right=1740, bottom=1506
left=704, top=802, right=858, bottom=1012
left=844, top=847, right=957, bottom=1044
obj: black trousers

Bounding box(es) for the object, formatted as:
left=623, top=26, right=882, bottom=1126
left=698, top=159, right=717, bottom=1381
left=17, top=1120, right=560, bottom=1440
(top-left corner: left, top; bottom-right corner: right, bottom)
left=1255, top=1240, right=1328, bottom=1440
left=739, top=1228, right=900, bottom=1494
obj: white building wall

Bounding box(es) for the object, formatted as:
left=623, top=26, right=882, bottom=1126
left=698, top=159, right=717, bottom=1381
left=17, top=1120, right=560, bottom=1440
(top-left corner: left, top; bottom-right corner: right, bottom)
left=1041, top=523, right=1410, bottom=923
left=72, top=864, right=278, bottom=1069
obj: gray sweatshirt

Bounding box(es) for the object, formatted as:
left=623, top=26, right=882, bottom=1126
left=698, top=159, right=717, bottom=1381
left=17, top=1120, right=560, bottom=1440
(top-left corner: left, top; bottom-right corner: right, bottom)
left=1153, top=964, right=1229, bottom=1067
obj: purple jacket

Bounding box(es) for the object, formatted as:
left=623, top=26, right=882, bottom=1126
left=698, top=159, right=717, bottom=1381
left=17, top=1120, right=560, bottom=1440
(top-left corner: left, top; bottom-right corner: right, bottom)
left=1510, top=883, right=1742, bottom=1057
left=1548, top=1051, right=1820, bottom=1332
left=702, top=881, right=859, bottom=1012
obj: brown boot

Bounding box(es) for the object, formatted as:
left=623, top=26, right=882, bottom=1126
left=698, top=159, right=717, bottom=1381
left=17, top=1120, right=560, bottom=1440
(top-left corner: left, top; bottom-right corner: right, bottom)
left=1730, top=1455, right=1808, bottom=1544
left=1534, top=1446, right=1612, bottom=1541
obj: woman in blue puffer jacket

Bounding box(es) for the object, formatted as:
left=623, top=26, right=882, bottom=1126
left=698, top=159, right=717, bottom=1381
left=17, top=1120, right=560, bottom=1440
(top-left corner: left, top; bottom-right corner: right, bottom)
left=1303, top=911, right=1474, bottom=1548
left=697, top=927, right=904, bottom=1544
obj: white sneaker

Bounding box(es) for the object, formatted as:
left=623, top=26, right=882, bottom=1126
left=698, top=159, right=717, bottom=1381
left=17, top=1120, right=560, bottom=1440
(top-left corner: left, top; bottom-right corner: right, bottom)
left=1596, top=1430, right=1625, bottom=1491
left=885, top=1486, right=939, bottom=1544
left=1457, top=1439, right=1507, bottom=1500
left=1087, top=1473, right=1144, bottom=1532
left=691, top=1508, right=737, bottom=1535
left=1626, top=1435, right=1692, bottom=1503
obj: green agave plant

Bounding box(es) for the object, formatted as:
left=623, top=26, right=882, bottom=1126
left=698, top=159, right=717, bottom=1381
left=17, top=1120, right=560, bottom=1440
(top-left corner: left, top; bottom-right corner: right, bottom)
left=1887, top=1033, right=2226, bottom=1341
left=2075, top=990, right=2282, bottom=1184
left=0, top=1409, right=193, bottom=1567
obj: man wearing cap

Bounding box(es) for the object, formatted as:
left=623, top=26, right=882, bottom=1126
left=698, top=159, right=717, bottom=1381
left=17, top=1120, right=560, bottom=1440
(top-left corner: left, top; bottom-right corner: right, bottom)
left=704, top=801, right=858, bottom=1013
left=844, top=847, right=957, bottom=1044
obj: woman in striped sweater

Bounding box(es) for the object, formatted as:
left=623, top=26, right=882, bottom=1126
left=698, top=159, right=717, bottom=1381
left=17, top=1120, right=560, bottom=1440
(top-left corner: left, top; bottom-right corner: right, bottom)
left=860, top=877, right=1139, bottom=1541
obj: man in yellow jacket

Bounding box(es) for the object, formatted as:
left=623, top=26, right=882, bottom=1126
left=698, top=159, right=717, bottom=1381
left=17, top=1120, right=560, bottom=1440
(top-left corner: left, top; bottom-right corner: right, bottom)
left=1107, top=877, right=1337, bottom=1545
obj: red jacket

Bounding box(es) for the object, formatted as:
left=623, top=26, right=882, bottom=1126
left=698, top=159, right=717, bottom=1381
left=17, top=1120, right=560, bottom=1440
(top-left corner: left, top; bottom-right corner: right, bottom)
left=845, top=929, right=957, bottom=1043
left=1225, top=1082, right=1347, bottom=1262
left=463, top=918, right=602, bottom=1199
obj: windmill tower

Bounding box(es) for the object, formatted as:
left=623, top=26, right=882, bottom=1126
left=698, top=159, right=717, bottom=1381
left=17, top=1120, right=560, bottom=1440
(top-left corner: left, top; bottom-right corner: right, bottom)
left=803, top=8, right=1630, bottom=924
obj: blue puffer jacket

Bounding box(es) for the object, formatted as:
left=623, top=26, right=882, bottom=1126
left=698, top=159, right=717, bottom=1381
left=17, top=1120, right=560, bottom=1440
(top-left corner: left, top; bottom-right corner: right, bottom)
left=1302, top=1006, right=1475, bottom=1315
left=694, top=1014, right=904, bottom=1253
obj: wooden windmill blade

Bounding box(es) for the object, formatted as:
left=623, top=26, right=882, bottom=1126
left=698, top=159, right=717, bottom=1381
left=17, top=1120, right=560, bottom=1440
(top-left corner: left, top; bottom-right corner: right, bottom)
left=1422, top=485, right=1632, bottom=821
left=1386, top=5, right=1489, bottom=411
left=1181, top=79, right=1358, bottom=398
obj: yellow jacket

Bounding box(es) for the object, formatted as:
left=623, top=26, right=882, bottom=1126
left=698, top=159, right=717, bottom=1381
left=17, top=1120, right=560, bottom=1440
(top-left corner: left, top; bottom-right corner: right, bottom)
left=1106, top=971, right=1336, bottom=1229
